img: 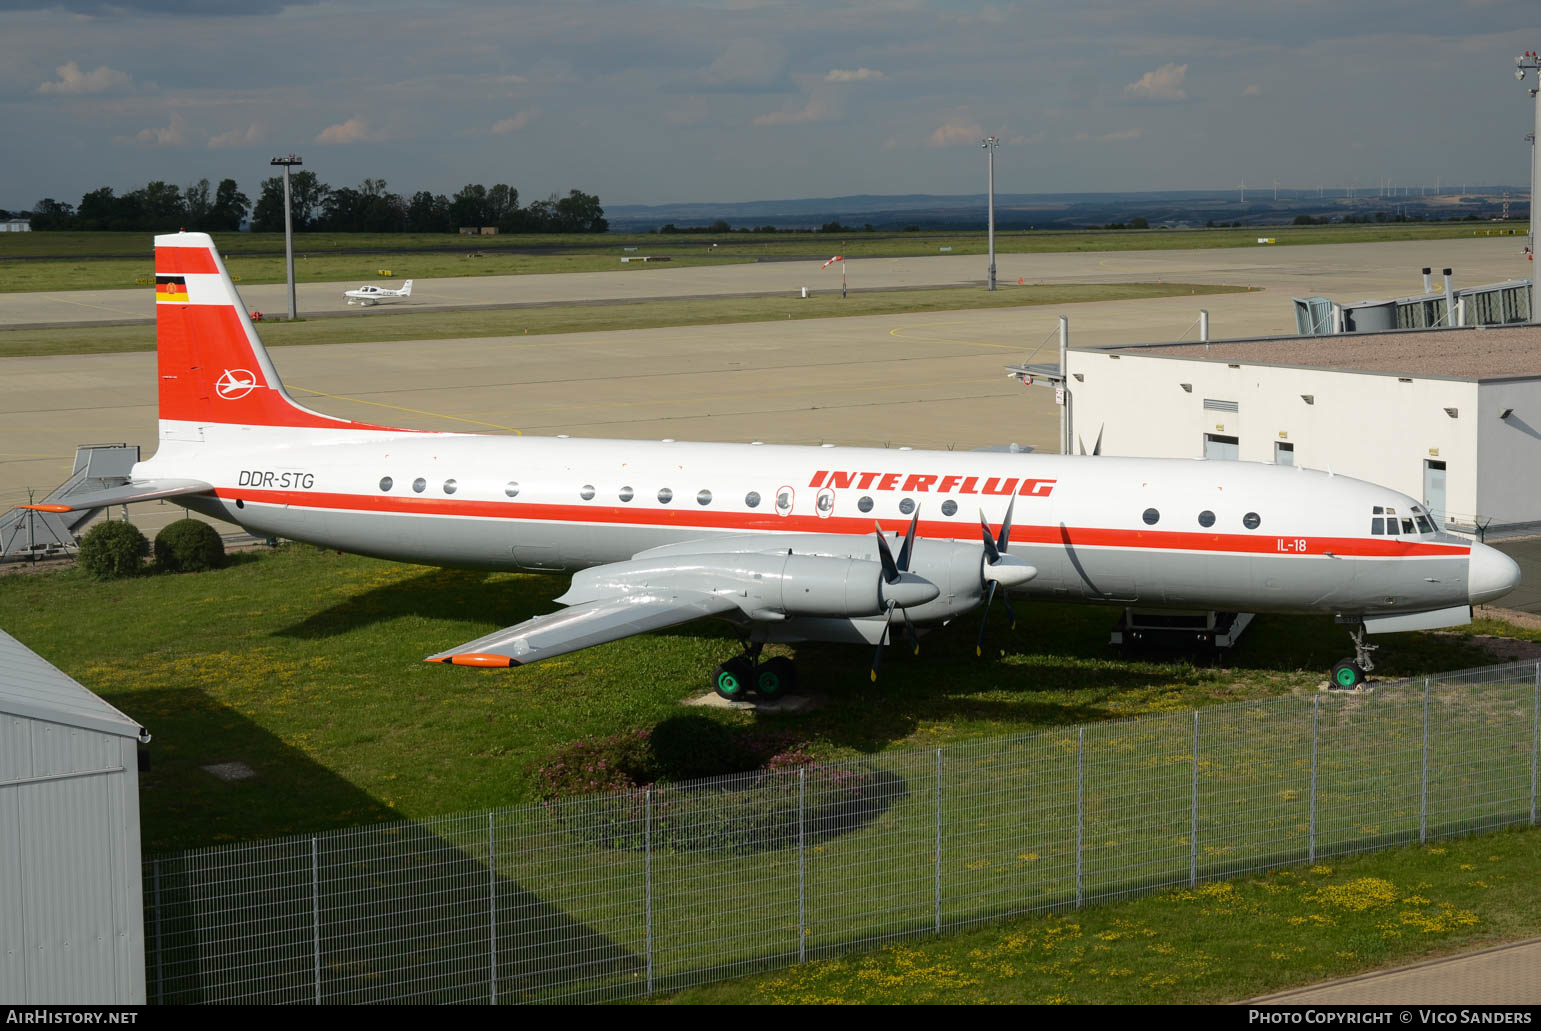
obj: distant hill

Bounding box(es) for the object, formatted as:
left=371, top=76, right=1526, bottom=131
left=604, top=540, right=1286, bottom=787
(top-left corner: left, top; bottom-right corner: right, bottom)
left=605, top=188, right=1528, bottom=233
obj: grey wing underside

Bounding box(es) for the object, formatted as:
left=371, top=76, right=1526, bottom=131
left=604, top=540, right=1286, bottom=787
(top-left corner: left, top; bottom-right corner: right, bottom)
left=19, top=479, right=214, bottom=513
left=424, top=590, right=740, bottom=668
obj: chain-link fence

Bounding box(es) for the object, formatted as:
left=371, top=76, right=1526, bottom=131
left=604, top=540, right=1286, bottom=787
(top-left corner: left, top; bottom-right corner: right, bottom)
left=143, top=660, right=1541, bottom=1004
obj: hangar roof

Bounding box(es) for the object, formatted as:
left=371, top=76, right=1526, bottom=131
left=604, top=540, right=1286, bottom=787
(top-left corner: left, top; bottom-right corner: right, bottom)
left=0, top=626, right=144, bottom=739
left=1103, top=324, right=1541, bottom=380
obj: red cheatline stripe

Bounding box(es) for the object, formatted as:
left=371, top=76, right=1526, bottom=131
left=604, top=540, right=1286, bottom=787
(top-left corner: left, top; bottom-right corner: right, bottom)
left=154, top=246, right=220, bottom=275
left=217, top=488, right=1471, bottom=559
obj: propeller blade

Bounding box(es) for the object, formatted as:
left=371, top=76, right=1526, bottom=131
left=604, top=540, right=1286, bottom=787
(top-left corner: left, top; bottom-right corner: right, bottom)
left=997, top=494, right=1016, bottom=554
left=978, top=509, right=1001, bottom=565
left=1002, top=591, right=1017, bottom=632
left=975, top=580, right=998, bottom=657
left=871, top=603, right=895, bottom=681
left=897, top=505, right=920, bottom=571
left=873, top=523, right=900, bottom=584
left=901, top=605, right=920, bottom=656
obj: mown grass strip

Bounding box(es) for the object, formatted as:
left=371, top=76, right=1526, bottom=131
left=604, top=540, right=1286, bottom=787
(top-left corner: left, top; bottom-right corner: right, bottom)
left=0, top=281, right=1254, bottom=358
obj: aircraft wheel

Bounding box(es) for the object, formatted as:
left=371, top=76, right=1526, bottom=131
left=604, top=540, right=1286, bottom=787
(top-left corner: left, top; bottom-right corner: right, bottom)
left=755, top=656, right=798, bottom=698
left=1330, top=659, right=1365, bottom=691
left=713, top=658, right=754, bottom=701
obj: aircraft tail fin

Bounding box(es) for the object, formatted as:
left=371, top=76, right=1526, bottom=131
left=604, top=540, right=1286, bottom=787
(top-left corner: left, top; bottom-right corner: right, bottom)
left=400, top=279, right=413, bottom=296
left=154, top=232, right=400, bottom=434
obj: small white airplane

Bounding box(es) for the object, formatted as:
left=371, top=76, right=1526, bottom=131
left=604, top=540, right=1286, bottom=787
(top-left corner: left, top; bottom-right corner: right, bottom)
left=27, top=233, right=1522, bottom=697
left=344, top=280, right=413, bottom=306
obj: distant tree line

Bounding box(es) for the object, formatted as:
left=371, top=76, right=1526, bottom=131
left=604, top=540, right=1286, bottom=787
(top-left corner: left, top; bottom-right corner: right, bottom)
left=654, top=219, right=876, bottom=234
left=25, top=177, right=608, bottom=234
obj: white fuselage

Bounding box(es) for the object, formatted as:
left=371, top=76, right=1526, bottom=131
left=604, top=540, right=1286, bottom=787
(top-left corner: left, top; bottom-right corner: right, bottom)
left=140, top=421, right=1501, bottom=642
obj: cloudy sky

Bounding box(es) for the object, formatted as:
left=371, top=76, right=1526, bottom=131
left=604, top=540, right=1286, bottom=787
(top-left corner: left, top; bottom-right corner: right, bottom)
left=3, top=0, right=1539, bottom=211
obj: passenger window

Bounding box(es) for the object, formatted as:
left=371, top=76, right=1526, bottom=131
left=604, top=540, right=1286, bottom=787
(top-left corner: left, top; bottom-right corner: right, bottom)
left=777, top=491, right=792, bottom=510
left=580, top=484, right=595, bottom=501
left=412, top=477, right=426, bottom=494
left=1198, top=510, right=1215, bottom=527
left=443, top=479, right=458, bottom=495
left=817, top=492, right=833, bottom=513
left=619, top=486, right=634, bottom=502
left=698, top=489, right=713, bottom=506
left=899, top=498, right=916, bottom=515
left=658, top=488, right=673, bottom=504
left=1371, top=518, right=1384, bottom=535
left=1142, top=508, right=1159, bottom=525
left=505, top=481, right=519, bottom=498
left=941, top=499, right=958, bottom=517
left=379, top=477, right=393, bottom=492
left=1243, top=512, right=1261, bottom=529
left=857, top=496, right=874, bottom=513
left=745, top=491, right=761, bottom=508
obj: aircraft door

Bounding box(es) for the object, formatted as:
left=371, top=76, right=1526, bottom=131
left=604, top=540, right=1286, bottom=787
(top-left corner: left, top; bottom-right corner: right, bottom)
left=1423, top=460, right=1447, bottom=527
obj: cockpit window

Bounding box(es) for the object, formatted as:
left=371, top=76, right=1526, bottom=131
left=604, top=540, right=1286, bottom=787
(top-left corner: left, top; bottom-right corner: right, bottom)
left=1371, top=518, right=1385, bottom=535
left=1415, top=515, right=1434, bottom=534
left=1401, top=518, right=1414, bottom=534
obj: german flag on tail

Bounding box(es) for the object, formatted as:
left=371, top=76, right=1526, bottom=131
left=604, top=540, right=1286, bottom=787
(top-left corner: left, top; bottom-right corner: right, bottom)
left=155, top=275, right=189, bottom=304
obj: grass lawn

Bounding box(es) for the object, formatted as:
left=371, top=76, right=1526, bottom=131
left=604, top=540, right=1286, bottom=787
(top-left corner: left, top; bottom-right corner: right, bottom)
left=656, top=826, right=1541, bottom=1004
left=0, top=544, right=1529, bottom=854
left=0, top=223, right=1516, bottom=292
left=0, top=281, right=1253, bottom=359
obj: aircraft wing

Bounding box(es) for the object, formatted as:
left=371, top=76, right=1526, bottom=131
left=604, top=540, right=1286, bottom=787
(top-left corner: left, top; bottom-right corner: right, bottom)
left=19, top=478, right=214, bottom=513
left=424, top=588, right=739, bottom=668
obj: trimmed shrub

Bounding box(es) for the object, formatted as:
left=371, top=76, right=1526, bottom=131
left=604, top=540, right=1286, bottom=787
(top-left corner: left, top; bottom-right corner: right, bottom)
left=77, top=520, right=149, bottom=579
left=154, top=519, right=226, bottom=573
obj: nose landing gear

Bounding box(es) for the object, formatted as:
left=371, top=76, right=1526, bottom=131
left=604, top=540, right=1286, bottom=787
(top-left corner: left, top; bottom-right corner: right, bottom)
left=1330, top=621, right=1378, bottom=690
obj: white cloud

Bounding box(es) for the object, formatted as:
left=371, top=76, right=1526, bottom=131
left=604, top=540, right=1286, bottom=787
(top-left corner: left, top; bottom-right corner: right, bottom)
left=1123, top=63, right=1188, bottom=102
left=315, top=117, right=385, bottom=144
left=132, top=112, right=187, bottom=146
left=699, top=39, right=790, bottom=91
left=208, top=123, right=263, bottom=149
left=825, top=68, right=884, bottom=83
left=754, top=97, right=832, bottom=126
left=928, top=115, right=985, bottom=147
left=491, top=111, right=534, bottom=134
left=38, top=61, right=131, bottom=96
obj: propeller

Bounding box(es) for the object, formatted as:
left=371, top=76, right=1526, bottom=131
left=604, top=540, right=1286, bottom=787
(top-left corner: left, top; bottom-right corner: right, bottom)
left=976, top=495, right=1037, bottom=657
left=871, top=507, right=925, bottom=680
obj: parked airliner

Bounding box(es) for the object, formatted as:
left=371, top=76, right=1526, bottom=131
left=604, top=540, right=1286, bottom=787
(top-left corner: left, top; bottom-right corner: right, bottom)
left=344, top=280, right=413, bottom=306
left=28, top=233, right=1521, bottom=696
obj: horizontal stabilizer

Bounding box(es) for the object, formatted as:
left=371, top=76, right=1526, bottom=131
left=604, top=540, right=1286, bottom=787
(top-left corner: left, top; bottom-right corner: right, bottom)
left=425, top=590, right=737, bottom=668
left=19, top=478, right=213, bottom=513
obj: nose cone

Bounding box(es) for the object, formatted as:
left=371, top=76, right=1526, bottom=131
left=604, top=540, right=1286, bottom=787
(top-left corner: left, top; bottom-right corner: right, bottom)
left=881, top=572, right=941, bottom=609
left=1468, top=543, right=1521, bottom=605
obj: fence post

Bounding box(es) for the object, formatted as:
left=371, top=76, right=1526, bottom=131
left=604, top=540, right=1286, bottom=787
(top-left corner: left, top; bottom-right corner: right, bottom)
left=152, top=859, right=163, bottom=1005
left=488, top=813, right=497, bottom=1005
left=1075, top=726, right=1084, bottom=910
left=934, top=748, right=943, bottom=934
left=311, top=836, right=321, bottom=1005
left=1420, top=677, right=1430, bottom=844
left=1190, top=711, right=1199, bottom=888
left=798, top=768, right=806, bottom=964
left=1532, top=663, right=1539, bottom=827
left=645, top=789, right=654, bottom=996
left=1309, top=695, right=1320, bottom=863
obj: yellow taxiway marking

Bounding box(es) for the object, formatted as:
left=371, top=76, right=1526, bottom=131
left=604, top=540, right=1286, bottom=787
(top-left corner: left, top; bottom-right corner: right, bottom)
left=288, top=384, right=524, bottom=435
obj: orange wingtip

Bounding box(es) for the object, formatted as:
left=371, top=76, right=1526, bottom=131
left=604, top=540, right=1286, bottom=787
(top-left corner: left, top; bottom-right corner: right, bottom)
left=18, top=504, right=73, bottom=513
left=428, top=653, right=518, bottom=668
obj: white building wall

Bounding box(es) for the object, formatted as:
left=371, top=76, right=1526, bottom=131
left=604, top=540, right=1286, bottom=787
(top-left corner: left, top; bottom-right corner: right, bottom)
left=1476, top=378, right=1541, bottom=528
left=1068, top=350, right=1483, bottom=523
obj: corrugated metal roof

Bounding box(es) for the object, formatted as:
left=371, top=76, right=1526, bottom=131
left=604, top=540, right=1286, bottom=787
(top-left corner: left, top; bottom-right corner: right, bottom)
left=0, top=627, right=144, bottom=740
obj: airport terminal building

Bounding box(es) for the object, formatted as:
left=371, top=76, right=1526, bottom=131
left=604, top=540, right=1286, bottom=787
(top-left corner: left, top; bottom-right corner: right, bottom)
left=1060, top=323, right=1541, bottom=538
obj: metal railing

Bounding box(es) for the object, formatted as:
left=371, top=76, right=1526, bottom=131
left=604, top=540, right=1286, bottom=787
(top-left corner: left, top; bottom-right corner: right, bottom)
left=143, top=659, right=1541, bottom=1004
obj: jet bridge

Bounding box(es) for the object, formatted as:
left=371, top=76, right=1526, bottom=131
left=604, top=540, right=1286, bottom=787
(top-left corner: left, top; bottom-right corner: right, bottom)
left=1, top=443, right=140, bottom=562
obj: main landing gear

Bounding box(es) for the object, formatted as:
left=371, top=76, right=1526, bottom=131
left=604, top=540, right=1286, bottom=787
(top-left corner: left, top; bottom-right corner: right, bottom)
left=1330, top=620, right=1378, bottom=691
left=712, top=643, right=800, bottom=701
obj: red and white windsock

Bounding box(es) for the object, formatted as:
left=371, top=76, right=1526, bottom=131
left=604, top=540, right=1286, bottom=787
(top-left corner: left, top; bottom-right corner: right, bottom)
left=821, top=255, right=843, bottom=268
